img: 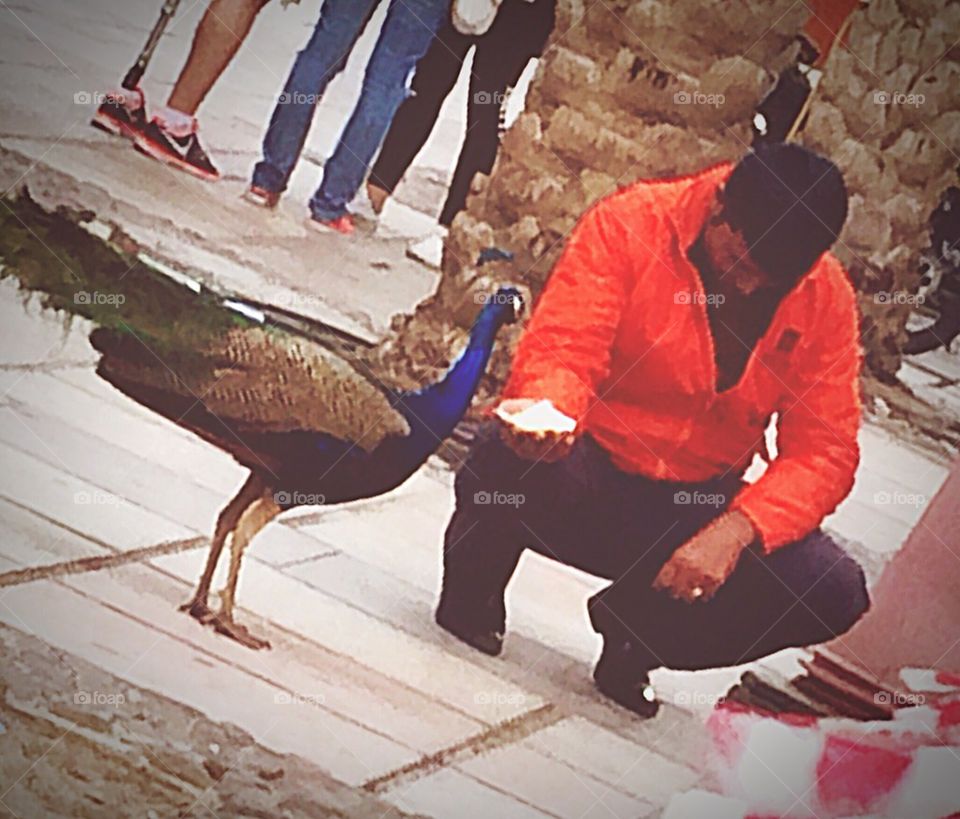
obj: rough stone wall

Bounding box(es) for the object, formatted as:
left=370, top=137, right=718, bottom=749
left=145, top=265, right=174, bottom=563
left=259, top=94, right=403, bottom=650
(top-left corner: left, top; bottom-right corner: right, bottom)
left=375, top=0, right=806, bottom=394
left=800, top=0, right=960, bottom=380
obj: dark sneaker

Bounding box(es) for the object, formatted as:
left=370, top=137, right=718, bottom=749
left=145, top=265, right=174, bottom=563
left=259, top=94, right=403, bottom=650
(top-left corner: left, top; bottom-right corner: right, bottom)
left=134, top=120, right=219, bottom=181
left=435, top=606, right=503, bottom=656
left=593, top=637, right=660, bottom=718
left=243, top=184, right=281, bottom=209
left=90, top=88, right=146, bottom=139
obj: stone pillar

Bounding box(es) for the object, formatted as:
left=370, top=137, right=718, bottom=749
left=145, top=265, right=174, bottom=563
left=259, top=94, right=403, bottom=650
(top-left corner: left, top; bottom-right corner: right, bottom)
left=375, top=0, right=806, bottom=394
left=799, top=0, right=960, bottom=380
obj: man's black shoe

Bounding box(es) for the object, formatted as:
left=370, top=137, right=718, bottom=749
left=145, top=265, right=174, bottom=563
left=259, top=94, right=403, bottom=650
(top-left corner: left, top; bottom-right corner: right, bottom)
left=435, top=607, right=503, bottom=656
left=593, top=638, right=660, bottom=719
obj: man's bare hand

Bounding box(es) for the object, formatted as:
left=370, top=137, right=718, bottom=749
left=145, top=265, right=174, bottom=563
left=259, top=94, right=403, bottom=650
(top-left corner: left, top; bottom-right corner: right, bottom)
left=496, top=399, right=577, bottom=463
left=653, top=510, right=758, bottom=602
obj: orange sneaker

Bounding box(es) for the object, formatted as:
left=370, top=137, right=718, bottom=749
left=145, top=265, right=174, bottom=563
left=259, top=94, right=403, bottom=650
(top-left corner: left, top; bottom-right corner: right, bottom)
left=307, top=213, right=355, bottom=236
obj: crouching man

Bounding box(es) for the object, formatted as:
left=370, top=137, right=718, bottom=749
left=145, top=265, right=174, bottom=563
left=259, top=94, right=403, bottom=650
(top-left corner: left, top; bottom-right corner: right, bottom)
left=436, top=142, right=870, bottom=718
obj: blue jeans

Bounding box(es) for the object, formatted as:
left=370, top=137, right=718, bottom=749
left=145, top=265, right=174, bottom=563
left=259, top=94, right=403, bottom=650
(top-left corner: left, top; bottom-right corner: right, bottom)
left=252, top=0, right=448, bottom=220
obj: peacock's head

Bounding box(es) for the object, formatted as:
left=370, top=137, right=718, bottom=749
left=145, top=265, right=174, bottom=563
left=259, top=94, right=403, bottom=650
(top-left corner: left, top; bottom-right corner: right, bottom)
left=487, top=286, right=525, bottom=326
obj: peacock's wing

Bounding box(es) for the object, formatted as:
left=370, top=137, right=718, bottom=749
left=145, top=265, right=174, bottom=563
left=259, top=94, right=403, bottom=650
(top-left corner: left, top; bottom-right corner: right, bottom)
left=92, top=325, right=410, bottom=451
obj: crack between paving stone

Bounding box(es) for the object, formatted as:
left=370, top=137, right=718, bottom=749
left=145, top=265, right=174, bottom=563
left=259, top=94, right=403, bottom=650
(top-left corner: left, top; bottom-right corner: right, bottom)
left=0, top=530, right=207, bottom=588
left=361, top=702, right=563, bottom=796
left=0, top=494, right=325, bottom=588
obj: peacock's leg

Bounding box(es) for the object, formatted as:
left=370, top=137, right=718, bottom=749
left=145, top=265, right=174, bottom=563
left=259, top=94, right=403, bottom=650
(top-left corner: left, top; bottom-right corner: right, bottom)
left=207, top=493, right=282, bottom=650
left=180, top=473, right=264, bottom=621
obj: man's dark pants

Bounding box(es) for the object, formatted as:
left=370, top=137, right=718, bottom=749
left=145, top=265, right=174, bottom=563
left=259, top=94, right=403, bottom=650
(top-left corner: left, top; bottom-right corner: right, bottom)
left=437, top=428, right=870, bottom=673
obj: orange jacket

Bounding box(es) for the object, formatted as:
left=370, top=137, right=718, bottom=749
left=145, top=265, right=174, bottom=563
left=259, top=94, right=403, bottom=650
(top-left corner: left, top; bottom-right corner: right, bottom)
left=502, top=164, right=862, bottom=551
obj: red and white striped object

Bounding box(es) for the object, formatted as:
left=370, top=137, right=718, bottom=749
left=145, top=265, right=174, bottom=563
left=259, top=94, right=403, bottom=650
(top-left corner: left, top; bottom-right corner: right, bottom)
left=702, top=672, right=960, bottom=818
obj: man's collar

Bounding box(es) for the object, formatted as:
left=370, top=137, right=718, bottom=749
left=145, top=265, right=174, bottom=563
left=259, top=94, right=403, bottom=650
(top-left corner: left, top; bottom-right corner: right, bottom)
left=669, top=162, right=734, bottom=252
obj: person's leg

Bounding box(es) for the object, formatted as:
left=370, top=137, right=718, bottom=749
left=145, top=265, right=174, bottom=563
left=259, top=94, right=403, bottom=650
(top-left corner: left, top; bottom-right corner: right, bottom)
left=591, top=528, right=870, bottom=675
left=436, top=428, right=636, bottom=652
left=251, top=0, right=380, bottom=194
left=167, top=0, right=271, bottom=116
left=366, top=20, right=473, bottom=208
left=135, top=0, right=273, bottom=179
left=308, top=0, right=448, bottom=222
left=438, top=0, right=556, bottom=225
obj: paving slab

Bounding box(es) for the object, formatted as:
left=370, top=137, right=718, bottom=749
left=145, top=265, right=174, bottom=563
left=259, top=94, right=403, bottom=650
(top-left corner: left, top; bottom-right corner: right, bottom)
left=522, top=716, right=701, bottom=807
left=384, top=766, right=553, bottom=819
left=0, top=622, right=418, bottom=819
left=455, top=741, right=654, bottom=819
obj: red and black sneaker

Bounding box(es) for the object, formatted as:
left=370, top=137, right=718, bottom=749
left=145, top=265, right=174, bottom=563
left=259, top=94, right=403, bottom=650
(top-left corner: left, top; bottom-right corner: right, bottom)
left=90, top=88, right=146, bottom=140
left=134, top=119, right=220, bottom=181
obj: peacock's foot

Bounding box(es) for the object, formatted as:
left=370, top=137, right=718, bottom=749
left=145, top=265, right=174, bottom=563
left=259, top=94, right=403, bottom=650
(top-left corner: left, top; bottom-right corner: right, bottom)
left=179, top=597, right=214, bottom=622
left=208, top=612, right=272, bottom=651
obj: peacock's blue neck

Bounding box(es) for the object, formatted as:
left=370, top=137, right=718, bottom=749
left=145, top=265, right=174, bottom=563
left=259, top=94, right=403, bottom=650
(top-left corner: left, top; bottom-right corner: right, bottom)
left=395, top=305, right=503, bottom=442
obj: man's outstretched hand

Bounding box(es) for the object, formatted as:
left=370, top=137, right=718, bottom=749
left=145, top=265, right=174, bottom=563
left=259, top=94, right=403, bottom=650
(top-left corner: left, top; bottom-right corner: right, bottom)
left=653, top=510, right=758, bottom=603
left=496, top=398, right=577, bottom=463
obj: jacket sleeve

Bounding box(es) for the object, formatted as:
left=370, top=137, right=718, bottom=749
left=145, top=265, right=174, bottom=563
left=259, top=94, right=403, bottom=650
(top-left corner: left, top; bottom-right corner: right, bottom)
left=731, top=270, right=862, bottom=551
left=502, top=197, right=633, bottom=424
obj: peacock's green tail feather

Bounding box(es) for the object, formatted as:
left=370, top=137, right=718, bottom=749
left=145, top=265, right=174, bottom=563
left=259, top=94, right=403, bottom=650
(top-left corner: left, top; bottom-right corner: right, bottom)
left=0, top=192, right=251, bottom=358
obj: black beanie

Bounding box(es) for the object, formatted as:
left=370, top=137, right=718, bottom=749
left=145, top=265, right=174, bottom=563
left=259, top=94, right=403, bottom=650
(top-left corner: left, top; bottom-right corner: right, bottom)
left=723, top=142, right=849, bottom=283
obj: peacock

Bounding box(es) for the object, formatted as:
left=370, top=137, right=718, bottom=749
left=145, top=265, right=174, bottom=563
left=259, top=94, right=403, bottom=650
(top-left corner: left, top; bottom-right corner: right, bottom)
left=0, top=196, right=523, bottom=649
left=89, top=285, right=523, bottom=648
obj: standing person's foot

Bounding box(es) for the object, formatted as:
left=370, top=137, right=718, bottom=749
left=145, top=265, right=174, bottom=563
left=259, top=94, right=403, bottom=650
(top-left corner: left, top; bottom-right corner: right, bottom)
left=306, top=212, right=356, bottom=236
left=243, top=184, right=281, bottom=209
left=593, top=636, right=660, bottom=718
left=366, top=182, right=390, bottom=215
left=134, top=108, right=219, bottom=181
left=90, top=87, right=146, bottom=139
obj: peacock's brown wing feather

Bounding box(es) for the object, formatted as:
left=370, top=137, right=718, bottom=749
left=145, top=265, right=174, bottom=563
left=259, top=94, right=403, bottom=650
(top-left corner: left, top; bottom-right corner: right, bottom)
left=91, top=325, right=410, bottom=452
